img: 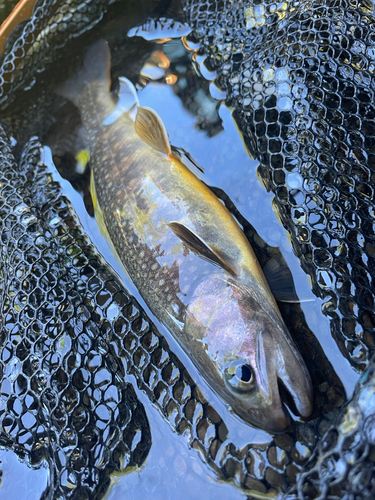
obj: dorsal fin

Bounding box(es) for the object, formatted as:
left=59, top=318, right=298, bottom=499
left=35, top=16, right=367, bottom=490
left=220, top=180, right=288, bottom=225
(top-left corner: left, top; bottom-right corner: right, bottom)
left=167, top=221, right=237, bottom=276
left=135, top=106, right=172, bottom=155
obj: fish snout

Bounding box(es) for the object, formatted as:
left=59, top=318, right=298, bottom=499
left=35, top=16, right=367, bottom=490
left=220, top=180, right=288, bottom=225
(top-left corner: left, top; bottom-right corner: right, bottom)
left=252, top=329, right=312, bottom=433
left=266, top=407, right=290, bottom=434
left=249, top=331, right=290, bottom=434
left=275, top=331, right=313, bottom=419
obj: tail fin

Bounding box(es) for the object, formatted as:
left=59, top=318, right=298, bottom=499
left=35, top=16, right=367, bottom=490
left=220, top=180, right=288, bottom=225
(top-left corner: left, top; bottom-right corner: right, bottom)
left=56, top=39, right=111, bottom=106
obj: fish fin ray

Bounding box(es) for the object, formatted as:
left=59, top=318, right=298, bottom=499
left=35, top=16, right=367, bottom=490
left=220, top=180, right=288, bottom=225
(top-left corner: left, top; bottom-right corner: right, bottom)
left=263, top=256, right=315, bottom=303
left=263, top=256, right=299, bottom=303
left=56, top=39, right=111, bottom=106
left=135, top=106, right=172, bottom=155
left=167, top=221, right=237, bottom=276
left=103, top=77, right=139, bottom=125
left=171, top=146, right=206, bottom=178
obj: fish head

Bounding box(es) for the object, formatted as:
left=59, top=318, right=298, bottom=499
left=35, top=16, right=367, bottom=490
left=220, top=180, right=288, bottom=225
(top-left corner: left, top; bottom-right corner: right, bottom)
left=185, top=277, right=313, bottom=434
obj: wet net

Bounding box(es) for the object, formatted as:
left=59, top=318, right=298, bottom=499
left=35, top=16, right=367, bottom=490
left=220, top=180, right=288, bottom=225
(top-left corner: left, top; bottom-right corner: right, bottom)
left=0, top=0, right=374, bottom=498
left=0, top=0, right=109, bottom=108
left=0, top=128, right=152, bottom=498
left=1, top=123, right=328, bottom=498
left=186, top=0, right=375, bottom=370
left=184, top=0, right=375, bottom=495
left=289, top=355, right=375, bottom=500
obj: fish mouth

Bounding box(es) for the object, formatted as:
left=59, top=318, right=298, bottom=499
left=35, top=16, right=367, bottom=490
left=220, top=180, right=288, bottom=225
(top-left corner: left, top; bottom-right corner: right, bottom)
left=275, top=335, right=313, bottom=422
left=250, top=401, right=290, bottom=434
left=249, top=330, right=313, bottom=434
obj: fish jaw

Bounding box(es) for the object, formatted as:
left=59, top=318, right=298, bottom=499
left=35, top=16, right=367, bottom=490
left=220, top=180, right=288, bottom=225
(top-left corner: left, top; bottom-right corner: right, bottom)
left=242, top=328, right=313, bottom=433
left=185, top=277, right=313, bottom=434
left=273, top=329, right=314, bottom=420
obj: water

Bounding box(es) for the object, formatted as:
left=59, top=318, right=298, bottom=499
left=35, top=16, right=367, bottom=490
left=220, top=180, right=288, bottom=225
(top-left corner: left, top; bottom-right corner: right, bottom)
left=42, top=31, right=356, bottom=497
left=0, top=12, right=360, bottom=500
left=125, top=35, right=357, bottom=396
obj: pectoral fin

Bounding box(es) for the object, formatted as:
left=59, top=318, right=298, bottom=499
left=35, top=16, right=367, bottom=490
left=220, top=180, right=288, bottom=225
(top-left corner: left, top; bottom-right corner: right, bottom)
left=135, top=106, right=172, bottom=155
left=263, top=255, right=316, bottom=303
left=167, top=221, right=237, bottom=276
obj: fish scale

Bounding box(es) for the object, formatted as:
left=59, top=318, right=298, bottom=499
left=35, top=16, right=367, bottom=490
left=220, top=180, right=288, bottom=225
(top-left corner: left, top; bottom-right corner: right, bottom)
left=59, top=39, right=314, bottom=433
left=185, top=0, right=375, bottom=372
left=82, top=93, right=190, bottom=322
left=0, top=0, right=374, bottom=497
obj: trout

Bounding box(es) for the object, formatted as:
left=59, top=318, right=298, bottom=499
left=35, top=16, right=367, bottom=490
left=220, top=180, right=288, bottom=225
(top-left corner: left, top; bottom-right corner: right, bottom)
left=58, top=40, right=313, bottom=433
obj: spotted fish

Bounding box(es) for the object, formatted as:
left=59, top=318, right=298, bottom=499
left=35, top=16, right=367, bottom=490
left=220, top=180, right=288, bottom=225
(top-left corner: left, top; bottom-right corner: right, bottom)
left=57, top=39, right=313, bottom=433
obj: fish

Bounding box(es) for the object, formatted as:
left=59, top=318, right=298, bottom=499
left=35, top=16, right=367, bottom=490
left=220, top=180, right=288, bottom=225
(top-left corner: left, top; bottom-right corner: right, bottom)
left=57, top=39, right=313, bottom=434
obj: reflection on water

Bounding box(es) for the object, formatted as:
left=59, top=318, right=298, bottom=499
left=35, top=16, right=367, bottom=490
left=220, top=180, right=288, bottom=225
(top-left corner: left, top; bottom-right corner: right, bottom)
left=0, top=449, right=48, bottom=500
left=107, top=376, right=248, bottom=500
left=0, top=16, right=358, bottom=500
left=133, top=37, right=357, bottom=396
left=39, top=32, right=354, bottom=498
left=33, top=31, right=355, bottom=500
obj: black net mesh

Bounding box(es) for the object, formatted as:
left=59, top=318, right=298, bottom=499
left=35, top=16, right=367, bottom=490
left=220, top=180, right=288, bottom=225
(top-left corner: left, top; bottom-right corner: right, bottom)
left=184, top=0, right=375, bottom=496
left=0, top=0, right=110, bottom=108
left=2, top=124, right=327, bottom=498
left=0, top=71, right=337, bottom=500
left=0, top=0, right=374, bottom=498
left=287, top=356, right=375, bottom=500
left=0, top=127, right=152, bottom=498
left=185, top=0, right=375, bottom=370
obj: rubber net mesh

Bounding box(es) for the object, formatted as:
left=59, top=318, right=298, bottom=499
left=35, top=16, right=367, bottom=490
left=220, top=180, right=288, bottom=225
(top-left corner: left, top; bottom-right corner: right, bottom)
left=0, top=0, right=374, bottom=497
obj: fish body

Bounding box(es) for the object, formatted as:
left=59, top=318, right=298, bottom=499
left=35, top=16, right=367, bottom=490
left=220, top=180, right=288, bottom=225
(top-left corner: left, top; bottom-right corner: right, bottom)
left=58, top=40, right=313, bottom=433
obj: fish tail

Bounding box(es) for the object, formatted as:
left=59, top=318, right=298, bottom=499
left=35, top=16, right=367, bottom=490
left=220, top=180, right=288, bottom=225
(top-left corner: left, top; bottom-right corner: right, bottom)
left=56, top=39, right=111, bottom=106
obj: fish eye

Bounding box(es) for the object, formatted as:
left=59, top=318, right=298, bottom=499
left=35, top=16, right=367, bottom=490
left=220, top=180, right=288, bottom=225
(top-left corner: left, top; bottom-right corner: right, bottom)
left=224, top=362, right=254, bottom=393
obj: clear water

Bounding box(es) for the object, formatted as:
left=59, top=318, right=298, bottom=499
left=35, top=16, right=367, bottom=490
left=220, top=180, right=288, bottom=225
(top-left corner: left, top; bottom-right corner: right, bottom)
left=0, top=450, right=48, bottom=500
left=0, top=15, right=360, bottom=500
left=45, top=30, right=359, bottom=498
